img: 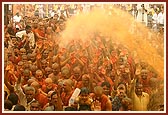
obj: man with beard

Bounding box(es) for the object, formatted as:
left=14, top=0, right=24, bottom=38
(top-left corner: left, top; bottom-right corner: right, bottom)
left=61, top=79, right=74, bottom=107
left=21, top=54, right=28, bottom=64
left=130, top=79, right=149, bottom=111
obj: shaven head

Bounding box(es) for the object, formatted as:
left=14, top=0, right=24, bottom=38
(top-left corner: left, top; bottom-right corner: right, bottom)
left=94, top=86, right=103, bottom=100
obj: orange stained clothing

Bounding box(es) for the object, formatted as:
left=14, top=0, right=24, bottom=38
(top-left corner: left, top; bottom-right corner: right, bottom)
left=61, top=91, right=73, bottom=106
left=34, top=28, right=45, bottom=39
left=36, top=78, right=45, bottom=88
left=100, top=94, right=111, bottom=111
left=35, top=91, right=48, bottom=108
left=76, top=81, right=83, bottom=89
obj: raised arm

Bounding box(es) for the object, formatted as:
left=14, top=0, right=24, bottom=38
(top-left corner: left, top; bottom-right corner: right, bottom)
left=4, top=69, right=14, bottom=93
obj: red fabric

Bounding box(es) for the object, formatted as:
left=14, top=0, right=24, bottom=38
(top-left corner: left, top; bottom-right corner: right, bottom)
left=35, top=92, right=48, bottom=108
left=36, top=79, right=45, bottom=88
left=8, top=56, right=21, bottom=65
left=8, top=74, right=16, bottom=85
left=15, top=56, right=21, bottom=64
left=8, top=56, right=15, bottom=63
left=61, top=91, right=73, bottom=106
left=100, top=94, right=109, bottom=111
left=34, top=29, right=45, bottom=37
left=18, top=41, right=25, bottom=49
left=110, top=56, right=118, bottom=64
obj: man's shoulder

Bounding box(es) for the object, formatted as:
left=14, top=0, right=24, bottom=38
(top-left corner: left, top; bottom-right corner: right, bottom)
left=28, top=31, right=35, bottom=35
left=16, top=30, right=26, bottom=34
left=102, top=94, right=109, bottom=100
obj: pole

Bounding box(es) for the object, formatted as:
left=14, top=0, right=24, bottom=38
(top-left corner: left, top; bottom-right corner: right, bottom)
left=142, top=6, right=144, bottom=22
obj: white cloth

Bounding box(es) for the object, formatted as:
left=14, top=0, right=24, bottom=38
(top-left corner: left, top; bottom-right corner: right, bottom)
left=157, top=12, right=164, bottom=25
left=152, top=13, right=158, bottom=24
left=51, top=11, right=55, bottom=17
left=13, top=15, right=21, bottom=23
left=16, top=30, right=35, bottom=48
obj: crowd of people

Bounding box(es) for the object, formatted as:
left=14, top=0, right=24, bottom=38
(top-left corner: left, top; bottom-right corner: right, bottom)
left=3, top=3, right=164, bottom=111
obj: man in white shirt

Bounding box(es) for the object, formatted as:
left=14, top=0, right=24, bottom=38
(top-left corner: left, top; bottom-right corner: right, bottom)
left=16, top=25, right=35, bottom=49
left=13, top=12, right=21, bottom=23
left=152, top=10, right=159, bottom=32
left=157, top=10, right=164, bottom=28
